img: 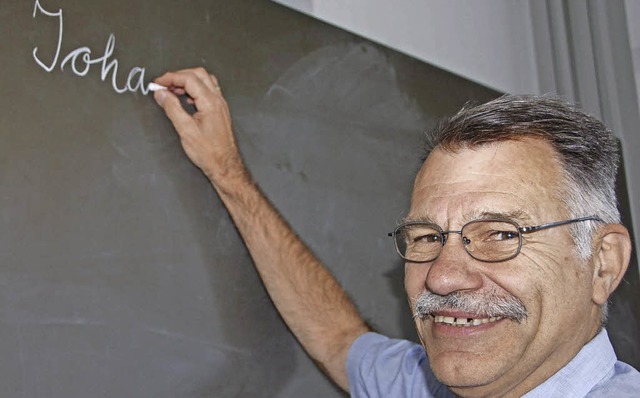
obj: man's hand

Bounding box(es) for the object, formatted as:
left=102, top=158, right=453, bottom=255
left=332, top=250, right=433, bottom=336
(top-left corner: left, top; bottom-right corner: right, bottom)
left=153, top=68, right=246, bottom=186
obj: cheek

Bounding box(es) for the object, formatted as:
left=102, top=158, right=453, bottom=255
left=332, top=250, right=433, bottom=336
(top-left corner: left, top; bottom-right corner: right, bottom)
left=404, top=264, right=429, bottom=300
left=504, top=248, right=590, bottom=319
left=522, top=244, right=587, bottom=287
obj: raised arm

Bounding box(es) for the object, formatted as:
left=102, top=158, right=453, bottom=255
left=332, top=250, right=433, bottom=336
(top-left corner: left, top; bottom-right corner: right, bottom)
left=152, top=67, right=370, bottom=391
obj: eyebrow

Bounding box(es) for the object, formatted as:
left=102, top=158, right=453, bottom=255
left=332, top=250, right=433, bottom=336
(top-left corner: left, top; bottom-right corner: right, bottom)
left=397, top=215, right=436, bottom=225
left=398, top=210, right=533, bottom=226
left=465, top=210, right=533, bottom=224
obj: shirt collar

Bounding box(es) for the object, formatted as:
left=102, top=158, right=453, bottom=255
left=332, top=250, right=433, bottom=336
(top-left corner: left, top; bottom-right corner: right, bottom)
left=523, top=329, right=617, bottom=398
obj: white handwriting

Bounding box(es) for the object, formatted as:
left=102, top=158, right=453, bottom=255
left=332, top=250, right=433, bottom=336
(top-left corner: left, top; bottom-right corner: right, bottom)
left=32, top=0, right=151, bottom=95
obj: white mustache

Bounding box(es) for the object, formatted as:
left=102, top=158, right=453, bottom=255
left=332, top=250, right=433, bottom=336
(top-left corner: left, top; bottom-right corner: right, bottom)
left=413, top=290, right=528, bottom=322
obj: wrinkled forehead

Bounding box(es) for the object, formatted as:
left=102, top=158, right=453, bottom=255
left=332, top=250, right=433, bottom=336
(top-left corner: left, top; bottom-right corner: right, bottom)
left=409, top=139, right=567, bottom=224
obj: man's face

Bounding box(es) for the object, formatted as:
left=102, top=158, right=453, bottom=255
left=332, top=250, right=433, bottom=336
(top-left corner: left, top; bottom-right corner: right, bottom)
left=405, top=138, right=601, bottom=397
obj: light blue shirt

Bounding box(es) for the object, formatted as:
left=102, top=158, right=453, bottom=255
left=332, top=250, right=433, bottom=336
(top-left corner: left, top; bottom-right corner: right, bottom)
left=347, top=329, right=640, bottom=397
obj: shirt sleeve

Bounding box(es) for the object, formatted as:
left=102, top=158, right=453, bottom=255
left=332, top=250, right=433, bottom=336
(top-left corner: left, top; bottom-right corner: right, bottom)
left=346, top=332, right=453, bottom=398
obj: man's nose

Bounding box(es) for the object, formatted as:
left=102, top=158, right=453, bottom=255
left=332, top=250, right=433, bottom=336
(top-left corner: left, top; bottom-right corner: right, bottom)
left=425, top=233, right=483, bottom=296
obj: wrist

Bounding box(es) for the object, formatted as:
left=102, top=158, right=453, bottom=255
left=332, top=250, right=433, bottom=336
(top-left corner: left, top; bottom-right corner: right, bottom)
left=206, top=160, right=254, bottom=197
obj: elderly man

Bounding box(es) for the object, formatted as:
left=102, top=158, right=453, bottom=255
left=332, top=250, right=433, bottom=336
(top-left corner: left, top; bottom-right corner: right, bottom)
left=152, top=67, right=640, bottom=397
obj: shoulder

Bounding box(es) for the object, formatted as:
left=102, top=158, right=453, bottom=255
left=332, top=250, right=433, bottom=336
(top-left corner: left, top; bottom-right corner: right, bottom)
left=586, top=360, right=640, bottom=397
left=346, top=332, right=453, bottom=398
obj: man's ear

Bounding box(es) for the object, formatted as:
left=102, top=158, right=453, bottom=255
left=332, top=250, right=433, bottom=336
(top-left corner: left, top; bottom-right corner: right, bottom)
left=591, top=224, right=632, bottom=306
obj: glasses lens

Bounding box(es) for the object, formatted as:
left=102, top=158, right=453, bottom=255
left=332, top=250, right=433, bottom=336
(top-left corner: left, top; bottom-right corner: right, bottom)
left=395, top=223, right=443, bottom=262
left=462, top=220, right=521, bottom=261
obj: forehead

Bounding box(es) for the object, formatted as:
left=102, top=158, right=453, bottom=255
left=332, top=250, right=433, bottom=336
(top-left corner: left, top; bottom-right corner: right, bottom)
left=409, top=138, right=566, bottom=223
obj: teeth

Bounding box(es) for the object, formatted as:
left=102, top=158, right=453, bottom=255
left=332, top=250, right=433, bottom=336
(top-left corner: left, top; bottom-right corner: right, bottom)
left=433, top=315, right=503, bottom=327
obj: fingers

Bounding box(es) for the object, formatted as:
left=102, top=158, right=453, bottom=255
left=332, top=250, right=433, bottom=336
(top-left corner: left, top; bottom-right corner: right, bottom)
left=153, top=66, right=233, bottom=136
left=154, top=67, right=222, bottom=112
left=191, top=67, right=219, bottom=92
left=152, top=66, right=231, bottom=135
left=153, top=89, right=196, bottom=134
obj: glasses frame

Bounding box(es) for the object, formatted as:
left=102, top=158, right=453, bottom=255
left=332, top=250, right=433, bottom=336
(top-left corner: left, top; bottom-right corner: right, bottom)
left=388, top=215, right=603, bottom=263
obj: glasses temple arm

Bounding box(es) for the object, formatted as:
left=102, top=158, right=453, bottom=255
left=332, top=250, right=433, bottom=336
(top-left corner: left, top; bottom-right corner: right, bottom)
left=519, top=215, right=603, bottom=233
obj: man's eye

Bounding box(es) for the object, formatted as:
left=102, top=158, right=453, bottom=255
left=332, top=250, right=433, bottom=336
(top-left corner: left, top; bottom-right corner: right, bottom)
left=415, top=234, right=441, bottom=243
left=489, top=230, right=518, bottom=241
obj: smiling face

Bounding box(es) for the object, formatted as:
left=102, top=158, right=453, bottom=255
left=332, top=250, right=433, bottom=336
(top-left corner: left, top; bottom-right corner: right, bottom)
left=406, top=138, right=603, bottom=397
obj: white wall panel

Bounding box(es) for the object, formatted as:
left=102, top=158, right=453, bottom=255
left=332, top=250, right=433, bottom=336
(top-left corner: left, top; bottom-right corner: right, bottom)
left=274, top=0, right=539, bottom=94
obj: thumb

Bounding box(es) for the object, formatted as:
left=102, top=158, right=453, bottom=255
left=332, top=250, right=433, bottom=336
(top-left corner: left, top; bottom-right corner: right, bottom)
left=154, top=90, right=195, bottom=133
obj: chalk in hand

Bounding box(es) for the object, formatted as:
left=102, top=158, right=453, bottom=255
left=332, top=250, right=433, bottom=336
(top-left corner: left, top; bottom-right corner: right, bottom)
left=147, top=82, right=168, bottom=92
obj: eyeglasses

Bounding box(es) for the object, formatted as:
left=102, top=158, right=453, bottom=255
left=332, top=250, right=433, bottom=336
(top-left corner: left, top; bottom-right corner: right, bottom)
left=388, top=216, right=602, bottom=263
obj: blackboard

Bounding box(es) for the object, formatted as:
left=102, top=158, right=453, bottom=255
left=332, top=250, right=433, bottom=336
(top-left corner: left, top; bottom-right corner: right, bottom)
left=0, top=1, right=636, bottom=397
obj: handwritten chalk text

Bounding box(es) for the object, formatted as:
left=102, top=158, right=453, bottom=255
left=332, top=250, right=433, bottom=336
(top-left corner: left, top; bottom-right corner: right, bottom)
left=32, top=0, right=152, bottom=95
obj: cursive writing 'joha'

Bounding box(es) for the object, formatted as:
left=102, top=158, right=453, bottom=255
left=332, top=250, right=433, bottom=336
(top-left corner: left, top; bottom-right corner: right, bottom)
left=32, top=0, right=153, bottom=95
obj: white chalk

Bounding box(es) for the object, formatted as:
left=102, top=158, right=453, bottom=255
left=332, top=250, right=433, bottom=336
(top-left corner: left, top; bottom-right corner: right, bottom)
left=147, top=82, right=167, bottom=92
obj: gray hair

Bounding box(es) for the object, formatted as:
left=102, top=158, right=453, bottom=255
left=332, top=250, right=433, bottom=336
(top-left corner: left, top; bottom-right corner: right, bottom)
left=427, top=95, right=620, bottom=259
left=425, top=95, right=622, bottom=323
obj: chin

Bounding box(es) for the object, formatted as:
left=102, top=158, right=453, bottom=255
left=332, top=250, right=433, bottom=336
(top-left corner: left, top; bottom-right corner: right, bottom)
left=425, top=347, right=510, bottom=393
left=431, top=360, right=497, bottom=388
